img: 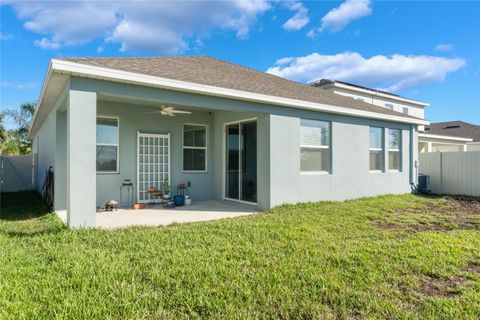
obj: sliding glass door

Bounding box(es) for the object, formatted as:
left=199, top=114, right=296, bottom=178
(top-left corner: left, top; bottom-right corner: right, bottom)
left=225, top=120, right=257, bottom=203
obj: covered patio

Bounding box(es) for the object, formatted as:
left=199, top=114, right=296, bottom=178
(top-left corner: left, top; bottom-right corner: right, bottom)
left=96, top=200, right=259, bottom=229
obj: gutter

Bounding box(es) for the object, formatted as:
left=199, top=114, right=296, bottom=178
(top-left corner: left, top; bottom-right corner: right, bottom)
left=418, top=133, right=473, bottom=142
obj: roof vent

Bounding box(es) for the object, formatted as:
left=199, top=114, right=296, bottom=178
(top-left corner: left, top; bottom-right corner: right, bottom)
left=445, top=125, right=461, bottom=129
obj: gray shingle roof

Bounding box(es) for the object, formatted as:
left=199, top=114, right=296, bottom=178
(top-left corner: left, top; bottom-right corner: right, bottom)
left=425, top=121, right=480, bottom=142
left=61, top=56, right=422, bottom=121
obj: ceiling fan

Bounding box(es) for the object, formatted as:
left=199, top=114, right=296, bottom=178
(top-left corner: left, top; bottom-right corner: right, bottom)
left=146, top=104, right=192, bottom=116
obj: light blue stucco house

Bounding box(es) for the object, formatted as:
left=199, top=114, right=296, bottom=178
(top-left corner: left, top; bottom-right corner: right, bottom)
left=28, top=56, right=428, bottom=228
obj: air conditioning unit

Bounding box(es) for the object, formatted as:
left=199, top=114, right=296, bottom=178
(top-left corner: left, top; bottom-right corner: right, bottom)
left=418, top=174, right=430, bottom=192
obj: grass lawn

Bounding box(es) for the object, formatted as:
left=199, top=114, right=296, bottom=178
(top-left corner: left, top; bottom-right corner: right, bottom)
left=1, top=191, right=479, bottom=319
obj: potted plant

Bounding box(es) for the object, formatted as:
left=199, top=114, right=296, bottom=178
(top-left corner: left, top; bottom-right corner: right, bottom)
left=162, top=178, right=170, bottom=199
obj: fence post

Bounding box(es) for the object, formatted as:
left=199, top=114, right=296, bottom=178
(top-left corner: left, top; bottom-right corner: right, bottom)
left=439, top=152, right=443, bottom=194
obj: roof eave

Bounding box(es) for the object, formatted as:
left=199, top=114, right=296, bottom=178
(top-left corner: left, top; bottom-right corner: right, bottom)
left=27, top=61, right=53, bottom=139
left=29, top=59, right=429, bottom=136
left=329, top=82, right=430, bottom=107
left=418, top=133, right=473, bottom=142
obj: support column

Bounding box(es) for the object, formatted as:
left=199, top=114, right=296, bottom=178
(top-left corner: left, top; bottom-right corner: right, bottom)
left=427, top=142, right=432, bottom=153
left=67, top=90, right=96, bottom=228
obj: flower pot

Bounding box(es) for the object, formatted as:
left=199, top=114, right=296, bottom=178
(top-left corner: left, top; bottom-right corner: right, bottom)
left=185, top=198, right=192, bottom=206
left=163, top=194, right=170, bottom=199
left=132, top=203, right=145, bottom=210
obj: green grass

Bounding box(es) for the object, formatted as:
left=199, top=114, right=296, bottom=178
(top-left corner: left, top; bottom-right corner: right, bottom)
left=1, top=192, right=479, bottom=319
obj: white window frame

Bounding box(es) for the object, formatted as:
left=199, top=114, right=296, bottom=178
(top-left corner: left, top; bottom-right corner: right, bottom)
left=96, top=115, right=119, bottom=174
left=385, top=103, right=394, bottom=110
left=369, top=126, right=384, bottom=173
left=388, top=128, right=402, bottom=172
left=300, top=119, right=331, bottom=174
left=182, top=123, right=208, bottom=173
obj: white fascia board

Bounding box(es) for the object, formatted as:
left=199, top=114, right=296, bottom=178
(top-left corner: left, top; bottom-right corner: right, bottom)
left=331, top=82, right=429, bottom=107
left=418, top=133, right=473, bottom=142
left=46, top=59, right=429, bottom=126
left=27, top=61, right=53, bottom=139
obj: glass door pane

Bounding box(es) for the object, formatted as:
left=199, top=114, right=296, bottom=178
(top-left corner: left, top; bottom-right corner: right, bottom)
left=226, top=124, right=240, bottom=199
left=241, top=121, right=257, bottom=202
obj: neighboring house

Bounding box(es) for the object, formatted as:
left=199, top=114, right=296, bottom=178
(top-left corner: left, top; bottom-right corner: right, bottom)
left=312, top=79, right=475, bottom=153
left=420, top=121, right=479, bottom=152
left=311, top=79, right=429, bottom=120
left=28, top=56, right=427, bottom=228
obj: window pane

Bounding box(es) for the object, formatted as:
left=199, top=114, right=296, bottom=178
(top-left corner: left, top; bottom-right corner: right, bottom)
left=184, top=125, right=206, bottom=147
left=96, top=118, right=118, bottom=144
left=97, top=146, right=117, bottom=171
left=301, top=148, right=329, bottom=172
left=369, top=127, right=383, bottom=149
left=183, top=149, right=206, bottom=171
left=389, top=151, right=400, bottom=170
left=300, top=119, right=329, bottom=146
left=389, top=129, right=401, bottom=149
left=370, top=150, right=383, bottom=171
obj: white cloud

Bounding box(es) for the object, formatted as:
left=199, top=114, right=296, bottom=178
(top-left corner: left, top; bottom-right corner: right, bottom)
left=33, top=37, right=60, bottom=50
left=7, top=0, right=270, bottom=53
left=266, top=52, right=466, bottom=92
left=319, top=0, right=372, bottom=33
left=0, top=32, right=13, bottom=41
left=282, top=1, right=309, bottom=31
left=435, top=43, right=453, bottom=52
left=1, top=81, right=40, bottom=90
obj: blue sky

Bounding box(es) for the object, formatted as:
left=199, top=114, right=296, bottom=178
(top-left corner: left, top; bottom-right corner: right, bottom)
left=1, top=0, right=479, bottom=128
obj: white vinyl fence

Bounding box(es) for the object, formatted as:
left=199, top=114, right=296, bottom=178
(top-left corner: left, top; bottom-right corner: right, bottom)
left=0, top=155, right=34, bottom=193
left=419, top=151, right=480, bottom=196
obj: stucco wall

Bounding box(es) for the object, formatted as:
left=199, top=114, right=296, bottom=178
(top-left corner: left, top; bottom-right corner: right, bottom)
left=37, top=77, right=418, bottom=215
left=33, top=110, right=56, bottom=193
left=267, top=110, right=414, bottom=207
left=96, top=100, right=215, bottom=207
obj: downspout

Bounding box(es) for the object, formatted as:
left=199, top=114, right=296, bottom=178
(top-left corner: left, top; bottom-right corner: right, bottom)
left=409, top=124, right=417, bottom=185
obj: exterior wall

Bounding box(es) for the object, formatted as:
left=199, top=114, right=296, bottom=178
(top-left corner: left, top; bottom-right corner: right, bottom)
left=33, top=110, right=56, bottom=193
left=267, top=109, right=414, bottom=207
left=418, top=137, right=468, bottom=153
left=467, top=142, right=480, bottom=151
left=96, top=100, right=215, bottom=207
left=330, top=88, right=425, bottom=120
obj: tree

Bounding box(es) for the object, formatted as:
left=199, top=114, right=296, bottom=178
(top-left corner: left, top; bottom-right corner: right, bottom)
left=2, top=102, right=36, bottom=155
left=0, top=113, right=7, bottom=146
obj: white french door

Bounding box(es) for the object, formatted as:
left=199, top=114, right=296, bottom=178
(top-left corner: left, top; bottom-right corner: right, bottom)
left=137, top=132, right=170, bottom=203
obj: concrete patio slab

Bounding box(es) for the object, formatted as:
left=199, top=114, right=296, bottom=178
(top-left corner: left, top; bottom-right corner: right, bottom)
left=96, top=200, right=259, bottom=229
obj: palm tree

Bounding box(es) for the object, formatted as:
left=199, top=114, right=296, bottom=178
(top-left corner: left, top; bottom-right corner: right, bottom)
left=3, top=102, right=36, bottom=154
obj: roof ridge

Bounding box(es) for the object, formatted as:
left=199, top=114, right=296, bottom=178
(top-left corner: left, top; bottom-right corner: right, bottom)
left=60, top=55, right=211, bottom=61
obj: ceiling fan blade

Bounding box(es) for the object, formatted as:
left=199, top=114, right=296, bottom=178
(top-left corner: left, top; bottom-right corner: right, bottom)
left=171, top=110, right=192, bottom=114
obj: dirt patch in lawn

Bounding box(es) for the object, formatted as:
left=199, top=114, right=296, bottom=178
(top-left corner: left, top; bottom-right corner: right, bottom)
left=419, top=262, right=480, bottom=298
left=444, top=197, right=480, bottom=214
left=376, top=196, right=480, bottom=233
